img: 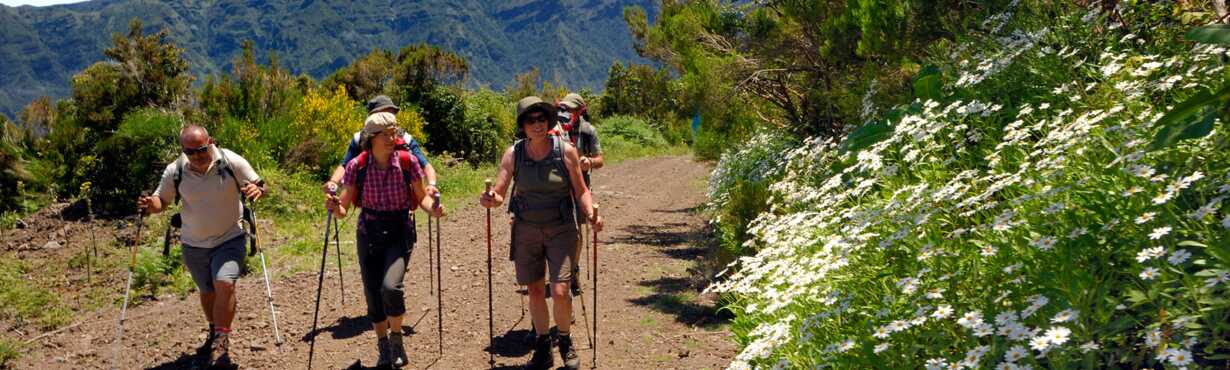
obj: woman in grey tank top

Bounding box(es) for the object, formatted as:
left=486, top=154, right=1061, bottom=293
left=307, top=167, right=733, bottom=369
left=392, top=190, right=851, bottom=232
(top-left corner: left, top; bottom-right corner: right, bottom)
left=478, top=96, right=604, bottom=370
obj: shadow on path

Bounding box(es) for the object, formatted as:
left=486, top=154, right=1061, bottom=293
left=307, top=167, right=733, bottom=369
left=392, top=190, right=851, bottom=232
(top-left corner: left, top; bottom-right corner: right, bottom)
left=628, top=276, right=731, bottom=330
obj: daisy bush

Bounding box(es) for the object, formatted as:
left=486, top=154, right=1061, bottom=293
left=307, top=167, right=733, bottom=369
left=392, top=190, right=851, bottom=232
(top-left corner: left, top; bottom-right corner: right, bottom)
left=707, top=3, right=1230, bottom=369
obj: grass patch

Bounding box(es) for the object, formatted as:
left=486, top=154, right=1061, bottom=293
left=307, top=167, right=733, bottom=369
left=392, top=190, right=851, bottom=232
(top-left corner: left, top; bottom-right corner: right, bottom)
left=0, top=191, right=52, bottom=231
left=0, top=335, right=21, bottom=367
left=639, top=315, right=659, bottom=328
left=0, top=258, right=72, bottom=330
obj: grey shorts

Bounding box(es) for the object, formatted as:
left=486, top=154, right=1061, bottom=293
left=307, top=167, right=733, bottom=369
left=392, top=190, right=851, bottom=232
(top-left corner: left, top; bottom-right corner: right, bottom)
left=513, top=221, right=578, bottom=285
left=182, top=235, right=246, bottom=294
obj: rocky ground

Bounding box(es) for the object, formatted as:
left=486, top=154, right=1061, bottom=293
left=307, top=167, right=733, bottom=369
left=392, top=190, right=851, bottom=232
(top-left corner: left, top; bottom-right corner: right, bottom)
left=3, top=155, right=734, bottom=369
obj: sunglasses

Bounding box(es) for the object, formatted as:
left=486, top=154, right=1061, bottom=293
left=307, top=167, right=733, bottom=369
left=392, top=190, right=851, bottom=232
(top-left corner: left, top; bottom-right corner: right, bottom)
left=182, top=144, right=210, bottom=155
left=522, top=113, right=549, bottom=125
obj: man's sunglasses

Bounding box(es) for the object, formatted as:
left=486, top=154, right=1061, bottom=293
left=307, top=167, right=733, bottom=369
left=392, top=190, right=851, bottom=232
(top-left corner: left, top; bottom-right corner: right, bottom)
left=182, top=145, right=210, bottom=155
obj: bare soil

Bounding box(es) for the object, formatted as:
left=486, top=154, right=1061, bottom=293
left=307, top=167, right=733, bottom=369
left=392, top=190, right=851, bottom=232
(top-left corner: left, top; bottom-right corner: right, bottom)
left=4, top=155, right=734, bottom=369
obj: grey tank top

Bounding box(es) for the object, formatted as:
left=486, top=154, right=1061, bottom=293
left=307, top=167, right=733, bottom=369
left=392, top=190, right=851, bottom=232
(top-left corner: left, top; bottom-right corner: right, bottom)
left=512, top=137, right=572, bottom=224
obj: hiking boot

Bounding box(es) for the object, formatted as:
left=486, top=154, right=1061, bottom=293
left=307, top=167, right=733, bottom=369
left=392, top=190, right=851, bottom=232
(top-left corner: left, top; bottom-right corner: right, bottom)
left=524, top=333, right=554, bottom=370
left=389, top=331, right=408, bottom=368
left=376, top=336, right=393, bottom=368
left=195, top=324, right=215, bottom=359
left=523, top=329, right=537, bottom=345
left=556, top=332, right=580, bottom=370
left=208, top=331, right=232, bottom=368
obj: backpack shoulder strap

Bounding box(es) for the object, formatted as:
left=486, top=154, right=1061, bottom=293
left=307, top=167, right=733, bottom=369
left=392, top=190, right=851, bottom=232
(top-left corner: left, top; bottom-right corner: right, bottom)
left=397, top=149, right=415, bottom=203
left=507, top=140, right=525, bottom=215
left=214, top=146, right=243, bottom=195
left=173, top=157, right=185, bottom=205
left=354, top=151, right=371, bottom=208
left=551, top=136, right=570, bottom=180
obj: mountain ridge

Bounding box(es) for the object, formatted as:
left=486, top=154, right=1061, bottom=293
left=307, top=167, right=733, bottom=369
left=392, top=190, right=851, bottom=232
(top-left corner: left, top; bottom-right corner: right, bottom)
left=0, top=0, right=656, bottom=118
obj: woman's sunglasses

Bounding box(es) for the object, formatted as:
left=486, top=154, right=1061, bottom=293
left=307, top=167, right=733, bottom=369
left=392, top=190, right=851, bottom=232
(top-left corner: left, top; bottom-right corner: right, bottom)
left=522, top=113, right=549, bottom=125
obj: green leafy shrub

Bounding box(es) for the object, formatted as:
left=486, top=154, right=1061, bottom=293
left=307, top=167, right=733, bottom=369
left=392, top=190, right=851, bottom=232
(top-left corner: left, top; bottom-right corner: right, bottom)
left=86, top=108, right=180, bottom=215
left=0, top=119, right=31, bottom=213
left=597, top=115, right=669, bottom=148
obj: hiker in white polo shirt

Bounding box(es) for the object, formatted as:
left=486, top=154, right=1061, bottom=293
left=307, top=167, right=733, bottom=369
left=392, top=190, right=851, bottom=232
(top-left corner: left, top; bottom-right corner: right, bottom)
left=137, top=125, right=266, bottom=369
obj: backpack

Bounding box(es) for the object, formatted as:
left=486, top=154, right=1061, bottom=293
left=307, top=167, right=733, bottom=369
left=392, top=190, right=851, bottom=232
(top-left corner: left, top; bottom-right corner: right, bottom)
left=163, top=146, right=260, bottom=259
left=351, top=145, right=417, bottom=209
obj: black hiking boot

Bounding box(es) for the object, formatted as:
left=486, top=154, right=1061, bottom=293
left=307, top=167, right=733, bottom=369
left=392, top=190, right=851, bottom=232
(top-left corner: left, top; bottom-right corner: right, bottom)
left=208, top=331, right=233, bottom=369
left=389, top=331, right=408, bottom=368
left=525, top=323, right=560, bottom=344
left=376, top=336, right=393, bottom=368
left=195, top=324, right=215, bottom=360
left=556, top=332, right=580, bottom=370
left=524, top=333, right=554, bottom=370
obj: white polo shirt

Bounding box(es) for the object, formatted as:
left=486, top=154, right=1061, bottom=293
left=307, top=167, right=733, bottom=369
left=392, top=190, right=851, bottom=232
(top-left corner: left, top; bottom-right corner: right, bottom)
left=152, top=145, right=261, bottom=248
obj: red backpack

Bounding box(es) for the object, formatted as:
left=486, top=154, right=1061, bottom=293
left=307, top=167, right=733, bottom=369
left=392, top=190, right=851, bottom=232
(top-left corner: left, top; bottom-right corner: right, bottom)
left=352, top=137, right=417, bottom=208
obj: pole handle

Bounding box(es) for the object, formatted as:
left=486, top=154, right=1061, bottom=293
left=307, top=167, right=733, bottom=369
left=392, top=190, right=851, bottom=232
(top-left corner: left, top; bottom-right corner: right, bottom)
left=484, top=179, right=492, bottom=192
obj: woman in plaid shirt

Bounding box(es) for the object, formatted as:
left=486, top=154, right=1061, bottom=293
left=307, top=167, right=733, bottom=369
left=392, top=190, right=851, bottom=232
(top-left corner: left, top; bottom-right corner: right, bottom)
left=326, top=112, right=445, bottom=368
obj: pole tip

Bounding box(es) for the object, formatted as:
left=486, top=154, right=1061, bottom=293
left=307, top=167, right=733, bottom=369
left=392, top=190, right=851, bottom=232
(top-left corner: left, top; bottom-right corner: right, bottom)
left=484, top=179, right=492, bottom=190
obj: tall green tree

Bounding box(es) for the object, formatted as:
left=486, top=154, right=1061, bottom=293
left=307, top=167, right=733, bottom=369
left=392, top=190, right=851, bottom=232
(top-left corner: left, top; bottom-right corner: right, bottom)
left=324, top=49, right=397, bottom=103
left=72, top=19, right=191, bottom=132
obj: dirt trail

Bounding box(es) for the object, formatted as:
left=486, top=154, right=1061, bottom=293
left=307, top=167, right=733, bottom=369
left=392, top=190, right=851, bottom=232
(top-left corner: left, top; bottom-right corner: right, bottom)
left=10, top=155, right=734, bottom=369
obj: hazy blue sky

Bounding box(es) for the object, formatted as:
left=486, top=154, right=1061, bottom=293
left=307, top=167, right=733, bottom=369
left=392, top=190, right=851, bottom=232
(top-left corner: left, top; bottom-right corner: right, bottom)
left=0, top=0, right=89, bottom=6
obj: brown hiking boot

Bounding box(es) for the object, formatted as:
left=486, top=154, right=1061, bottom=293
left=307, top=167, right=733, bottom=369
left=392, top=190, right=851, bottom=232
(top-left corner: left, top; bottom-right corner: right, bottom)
left=208, top=331, right=232, bottom=368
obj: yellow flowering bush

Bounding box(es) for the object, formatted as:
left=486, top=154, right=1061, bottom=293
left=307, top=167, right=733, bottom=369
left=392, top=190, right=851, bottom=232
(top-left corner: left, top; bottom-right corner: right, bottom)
left=291, top=85, right=365, bottom=169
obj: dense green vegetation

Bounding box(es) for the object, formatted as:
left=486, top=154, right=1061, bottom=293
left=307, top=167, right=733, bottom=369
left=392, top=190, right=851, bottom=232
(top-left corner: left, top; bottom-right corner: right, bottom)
left=0, top=0, right=658, bottom=119
left=673, top=1, right=1230, bottom=368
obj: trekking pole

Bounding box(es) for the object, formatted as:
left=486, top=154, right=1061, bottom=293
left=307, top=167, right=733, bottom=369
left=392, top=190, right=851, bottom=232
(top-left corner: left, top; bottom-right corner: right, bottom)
left=307, top=191, right=337, bottom=370
left=484, top=180, right=495, bottom=369
left=332, top=215, right=344, bottom=304
left=112, top=192, right=147, bottom=370
left=88, top=210, right=97, bottom=285
left=592, top=204, right=600, bottom=369
left=428, top=213, right=435, bottom=296
left=433, top=191, right=444, bottom=355
left=250, top=202, right=284, bottom=346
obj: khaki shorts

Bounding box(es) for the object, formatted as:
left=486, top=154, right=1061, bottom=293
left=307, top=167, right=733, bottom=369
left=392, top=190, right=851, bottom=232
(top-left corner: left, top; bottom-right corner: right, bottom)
left=513, top=221, right=578, bottom=285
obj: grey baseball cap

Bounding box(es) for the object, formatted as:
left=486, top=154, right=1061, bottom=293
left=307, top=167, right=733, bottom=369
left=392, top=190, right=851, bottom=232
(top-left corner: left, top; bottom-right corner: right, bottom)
left=366, top=95, right=399, bottom=114
left=559, top=93, right=586, bottom=110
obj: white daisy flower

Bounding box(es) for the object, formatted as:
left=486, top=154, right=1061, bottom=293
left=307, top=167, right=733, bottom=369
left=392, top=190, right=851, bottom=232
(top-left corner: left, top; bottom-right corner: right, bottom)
left=1148, top=226, right=1171, bottom=240
left=1140, top=267, right=1159, bottom=280
left=1051, top=309, right=1077, bottom=323
left=933, top=305, right=955, bottom=319
left=1168, top=249, right=1191, bottom=265
left=1166, top=348, right=1193, bottom=366
left=1030, top=335, right=1051, bottom=351
left=1136, top=212, right=1155, bottom=224
left=1045, top=326, right=1071, bottom=345
left=1079, top=341, right=1100, bottom=352
left=1004, top=345, right=1027, bottom=362
left=874, top=343, right=890, bottom=353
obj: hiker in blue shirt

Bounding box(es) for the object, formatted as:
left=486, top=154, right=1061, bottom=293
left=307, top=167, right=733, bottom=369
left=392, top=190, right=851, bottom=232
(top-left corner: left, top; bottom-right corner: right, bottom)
left=323, top=95, right=439, bottom=198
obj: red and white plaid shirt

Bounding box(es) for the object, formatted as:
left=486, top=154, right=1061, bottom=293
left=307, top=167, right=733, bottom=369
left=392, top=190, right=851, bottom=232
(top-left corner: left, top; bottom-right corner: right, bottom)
left=342, top=152, right=423, bottom=212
